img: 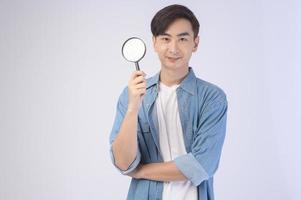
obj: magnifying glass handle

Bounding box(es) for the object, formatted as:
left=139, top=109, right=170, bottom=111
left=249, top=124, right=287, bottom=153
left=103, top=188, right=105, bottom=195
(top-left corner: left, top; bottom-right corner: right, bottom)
left=135, top=62, right=140, bottom=71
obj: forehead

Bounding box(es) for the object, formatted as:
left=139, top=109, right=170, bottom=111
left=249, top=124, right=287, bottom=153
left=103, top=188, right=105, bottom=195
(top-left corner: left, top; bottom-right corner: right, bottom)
left=164, top=18, right=194, bottom=36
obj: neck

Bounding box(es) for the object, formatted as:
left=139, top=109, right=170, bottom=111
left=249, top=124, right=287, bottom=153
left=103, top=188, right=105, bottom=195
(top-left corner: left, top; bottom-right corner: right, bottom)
left=159, top=66, right=189, bottom=86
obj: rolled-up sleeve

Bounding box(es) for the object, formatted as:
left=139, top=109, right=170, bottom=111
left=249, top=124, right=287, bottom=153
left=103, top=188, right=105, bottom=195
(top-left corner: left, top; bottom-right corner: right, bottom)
left=174, top=95, right=228, bottom=186
left=109, top=87, right=141, bottom=175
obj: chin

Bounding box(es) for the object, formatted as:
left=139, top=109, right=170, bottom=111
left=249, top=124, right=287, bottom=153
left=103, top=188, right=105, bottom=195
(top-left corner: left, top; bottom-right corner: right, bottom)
left=162, top=64, right=185, bottom=71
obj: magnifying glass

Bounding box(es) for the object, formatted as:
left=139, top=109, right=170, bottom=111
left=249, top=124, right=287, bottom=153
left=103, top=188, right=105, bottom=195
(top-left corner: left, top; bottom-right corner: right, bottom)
left=121, top=37, right=146, bottom=71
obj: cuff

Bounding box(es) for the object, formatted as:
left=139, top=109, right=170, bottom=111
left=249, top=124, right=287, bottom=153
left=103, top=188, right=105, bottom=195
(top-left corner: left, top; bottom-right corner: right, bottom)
left=174, top=152, right=209, bottom=186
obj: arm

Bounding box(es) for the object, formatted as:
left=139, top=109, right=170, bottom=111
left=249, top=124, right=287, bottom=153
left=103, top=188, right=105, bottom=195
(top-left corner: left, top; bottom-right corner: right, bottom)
left=129, top=93, right=228, bottom=186
left=110, top=71, right=146, bottom=173
left=173, top=95, right=228, bottom=186
left=128, top=161, right=187, bottom=182
left=112, top=109, right=139, bottom=171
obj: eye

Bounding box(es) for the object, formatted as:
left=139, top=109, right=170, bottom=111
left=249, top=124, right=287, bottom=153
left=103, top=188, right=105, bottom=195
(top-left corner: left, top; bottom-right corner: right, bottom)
left=180, top=38, right=188, bottom=42
left=161, top=37, right=170, bottom=42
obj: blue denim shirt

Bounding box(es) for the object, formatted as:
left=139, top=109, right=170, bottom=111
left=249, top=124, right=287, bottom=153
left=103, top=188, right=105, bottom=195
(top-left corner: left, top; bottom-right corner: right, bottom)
left=110, top=67, right=228, bottom=200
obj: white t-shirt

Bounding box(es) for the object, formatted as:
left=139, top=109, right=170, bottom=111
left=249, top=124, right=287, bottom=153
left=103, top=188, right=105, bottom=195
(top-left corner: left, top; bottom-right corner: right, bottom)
left=156, top=82, right=198, bottom=200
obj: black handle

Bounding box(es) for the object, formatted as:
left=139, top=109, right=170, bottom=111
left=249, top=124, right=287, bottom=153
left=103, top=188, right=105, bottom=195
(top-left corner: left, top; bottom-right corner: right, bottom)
left=135, top=62, right=140, bottom=71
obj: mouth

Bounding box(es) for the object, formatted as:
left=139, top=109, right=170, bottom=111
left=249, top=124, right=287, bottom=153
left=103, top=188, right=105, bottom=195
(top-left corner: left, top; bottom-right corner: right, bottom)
left=166, top=57, right=181, bottom=62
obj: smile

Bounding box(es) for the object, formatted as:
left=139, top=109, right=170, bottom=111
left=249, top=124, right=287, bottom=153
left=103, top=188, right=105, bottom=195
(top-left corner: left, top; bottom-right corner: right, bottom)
left=166, top=57, right=181, bottom=61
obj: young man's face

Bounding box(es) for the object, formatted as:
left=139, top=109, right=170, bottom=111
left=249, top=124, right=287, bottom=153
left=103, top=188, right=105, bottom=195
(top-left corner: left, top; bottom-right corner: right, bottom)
left=152, top=18, right=199, bottom=71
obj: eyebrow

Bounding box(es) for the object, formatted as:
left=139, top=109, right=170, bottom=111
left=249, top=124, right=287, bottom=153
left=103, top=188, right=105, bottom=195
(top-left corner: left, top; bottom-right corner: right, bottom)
left=160, top=32, right=191, bottom=37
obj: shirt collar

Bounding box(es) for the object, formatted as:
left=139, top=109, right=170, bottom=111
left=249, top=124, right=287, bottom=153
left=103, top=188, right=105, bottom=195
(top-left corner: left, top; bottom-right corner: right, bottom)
left=146, top=67, right=196, bottom=95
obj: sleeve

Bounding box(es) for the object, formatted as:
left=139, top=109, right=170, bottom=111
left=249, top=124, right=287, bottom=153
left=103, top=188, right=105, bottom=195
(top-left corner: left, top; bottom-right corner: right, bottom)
left=109, top=87, right=141, bottom=175
left=174, top=92, right=228, bottom=186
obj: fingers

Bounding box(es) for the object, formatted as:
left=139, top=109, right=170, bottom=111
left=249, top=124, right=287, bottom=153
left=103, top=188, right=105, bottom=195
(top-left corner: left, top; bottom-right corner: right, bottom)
left=127, top=71, right=147, bottom=111
left=130, top=70, right=146, bottom=79
left=135, top=80, right=146, bottom=88
left=129, top=71, right=146, bottom=85
left=133, top=76, right=146, bottom=85
left=128, top=70, right=147, bottom=98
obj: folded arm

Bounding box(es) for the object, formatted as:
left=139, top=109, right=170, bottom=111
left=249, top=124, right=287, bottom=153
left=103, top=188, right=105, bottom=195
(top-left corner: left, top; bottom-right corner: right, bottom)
left=128, top=161, right=187, bottom=182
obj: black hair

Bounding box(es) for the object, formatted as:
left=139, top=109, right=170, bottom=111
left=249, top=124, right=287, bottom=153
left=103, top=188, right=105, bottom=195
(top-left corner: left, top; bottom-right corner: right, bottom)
left=151, top=4, right=200, bottom=38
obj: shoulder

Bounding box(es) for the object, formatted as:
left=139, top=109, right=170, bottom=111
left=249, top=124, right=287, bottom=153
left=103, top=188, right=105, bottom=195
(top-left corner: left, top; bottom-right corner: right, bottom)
left=117, top=86, right=129, bottom=106
left=195, top=78, right=227, bottom=107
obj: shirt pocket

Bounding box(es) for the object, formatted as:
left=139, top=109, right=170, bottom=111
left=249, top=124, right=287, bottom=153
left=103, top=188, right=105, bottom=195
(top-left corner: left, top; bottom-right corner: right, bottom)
left=140, top=122, right=151, bottom=134
left=137, top=122, right=152, bottom=162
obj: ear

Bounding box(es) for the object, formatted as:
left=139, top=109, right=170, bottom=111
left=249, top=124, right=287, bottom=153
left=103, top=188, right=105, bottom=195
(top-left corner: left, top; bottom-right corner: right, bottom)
left=192, top=36, right=199, bottom=52
left=152, top=36, right=158, bottom=53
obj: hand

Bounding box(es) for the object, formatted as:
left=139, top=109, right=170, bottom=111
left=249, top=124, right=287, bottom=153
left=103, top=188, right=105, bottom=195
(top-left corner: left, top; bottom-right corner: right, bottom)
left=127, top=70, right=146, bottom=112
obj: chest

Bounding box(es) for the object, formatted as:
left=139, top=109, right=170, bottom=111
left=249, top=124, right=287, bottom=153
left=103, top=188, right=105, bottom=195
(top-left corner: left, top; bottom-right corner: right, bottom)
left=137, top=90, right=199, bottom=163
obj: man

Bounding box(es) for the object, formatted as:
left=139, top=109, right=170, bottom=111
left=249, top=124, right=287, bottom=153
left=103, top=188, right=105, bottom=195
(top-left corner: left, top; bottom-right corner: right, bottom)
left=109, top=4, right=227, bottom=200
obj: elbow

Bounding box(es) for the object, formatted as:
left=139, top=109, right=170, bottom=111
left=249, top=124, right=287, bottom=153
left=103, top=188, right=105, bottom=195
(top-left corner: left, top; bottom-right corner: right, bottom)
left=111, top=147, right=132, bottom=171
left=115, top=160, right=131, bottom=171
left=110, top=143, right=141, bottom=175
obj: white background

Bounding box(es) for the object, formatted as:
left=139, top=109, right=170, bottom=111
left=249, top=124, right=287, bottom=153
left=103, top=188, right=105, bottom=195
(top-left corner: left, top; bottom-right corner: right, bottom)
left=1, top=0, right=300, bottom=199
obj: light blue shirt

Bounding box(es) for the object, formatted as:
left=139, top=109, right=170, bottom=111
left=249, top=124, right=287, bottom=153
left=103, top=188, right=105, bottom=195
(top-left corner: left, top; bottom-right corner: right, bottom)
left=109, top=67, right=228, bottom=200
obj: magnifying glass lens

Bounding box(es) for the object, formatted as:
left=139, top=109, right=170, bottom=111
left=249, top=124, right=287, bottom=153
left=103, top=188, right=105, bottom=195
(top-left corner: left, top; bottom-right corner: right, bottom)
left=122, top=37, right=146, bottom=70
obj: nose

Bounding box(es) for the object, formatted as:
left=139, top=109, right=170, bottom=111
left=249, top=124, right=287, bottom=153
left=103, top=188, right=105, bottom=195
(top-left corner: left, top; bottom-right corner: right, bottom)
left=168, top=40, right=179, bottom=55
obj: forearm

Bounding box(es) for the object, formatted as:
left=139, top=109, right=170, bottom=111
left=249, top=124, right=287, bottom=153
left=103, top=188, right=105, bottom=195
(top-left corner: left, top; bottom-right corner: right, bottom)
left=112, top=109, right=138, bottom=170
left=135, top=161, right=187, bottom=182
